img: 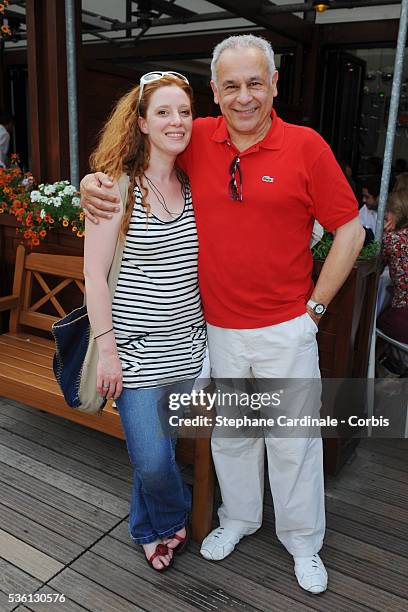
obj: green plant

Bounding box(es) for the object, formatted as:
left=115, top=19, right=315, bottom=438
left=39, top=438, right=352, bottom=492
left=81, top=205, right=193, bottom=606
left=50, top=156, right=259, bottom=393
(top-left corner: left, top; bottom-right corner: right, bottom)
left=312, top=230, right=380, bottom=261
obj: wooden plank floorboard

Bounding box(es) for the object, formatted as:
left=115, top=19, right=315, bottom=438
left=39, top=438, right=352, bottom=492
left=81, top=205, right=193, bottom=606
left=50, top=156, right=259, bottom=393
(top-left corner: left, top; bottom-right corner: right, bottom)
left=323, top=529, right=408, bottom=578
left=0, top=529, right=63, bottom=582
left=258, top=519, right=408, bottom=599
left=108, top=523, right=355, bottom=612
left=326, top=475, right=408, bottom=520
left=235, top=532, right=407, bottom=612
left=0, top=591, right=20, bottom=612
left=324, top=482, right=408, bottom=524
left=0, top=462, right=120, bottom=532
left=350, top=454, right=408, bottom=484
left=325, top=513, right=408, bottom=558
left=90, top=536, right=295, bottom=612
left=0, top=443, right=129, bottom=517
left=0, top=413, right=132, bottom=483
left=0, top=428, right=131, bottom=501
left=1, top=398, right=125, bottom=450
left=260, top=512, right=408, bottom=577
left=1, top=399, right=407, bottom=612
left=72, top=551, right=219, bottom=612
left=325, top=498, right=408, bottom=544
left=0, top=558, right=42, bottom=603
left=355, top=445, right=408, bottom=473
left=358, top=438, right=408, bottom=462
left=0, top=400, right=129, bottom=466
left=0, top=480, right=102, bottom=547
left=21, top=586, right=91, bottom=612
left=0, top=504, right=84, bottom=564
left=360, top=438, right=408, bottom=453
left=49, top=568, right=144, bottom=612
left=329, top=468, right=408, bottom=503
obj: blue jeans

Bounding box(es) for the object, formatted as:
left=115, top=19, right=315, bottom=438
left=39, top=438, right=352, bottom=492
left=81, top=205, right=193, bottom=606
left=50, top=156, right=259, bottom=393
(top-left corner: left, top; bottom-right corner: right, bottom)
left=116, top=380, right=194, bottom=544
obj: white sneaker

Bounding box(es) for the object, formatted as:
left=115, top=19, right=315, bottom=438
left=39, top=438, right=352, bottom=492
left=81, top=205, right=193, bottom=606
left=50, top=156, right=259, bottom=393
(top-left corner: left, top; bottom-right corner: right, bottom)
left=294, top=554, right=328, bottom=594
left=200, top=527, right=242, bottom=561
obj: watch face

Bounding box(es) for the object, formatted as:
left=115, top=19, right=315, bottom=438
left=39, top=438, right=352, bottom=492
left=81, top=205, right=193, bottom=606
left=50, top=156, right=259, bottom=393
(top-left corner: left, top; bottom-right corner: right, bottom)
left=314, top=304, right=325, bottom=315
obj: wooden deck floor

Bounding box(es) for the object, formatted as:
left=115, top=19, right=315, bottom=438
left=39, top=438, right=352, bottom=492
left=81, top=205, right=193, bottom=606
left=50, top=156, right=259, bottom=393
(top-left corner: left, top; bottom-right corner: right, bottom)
left=0, top=396, right=407, bottom=612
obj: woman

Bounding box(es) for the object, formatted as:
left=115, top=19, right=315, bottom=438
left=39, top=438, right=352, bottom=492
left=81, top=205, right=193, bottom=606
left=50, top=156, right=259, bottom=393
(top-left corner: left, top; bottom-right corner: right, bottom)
left=84, top=72, right=206, bottom=571
left=377, top=190, right=408, bottom=344
left=392, top=171, right=408, bottom=193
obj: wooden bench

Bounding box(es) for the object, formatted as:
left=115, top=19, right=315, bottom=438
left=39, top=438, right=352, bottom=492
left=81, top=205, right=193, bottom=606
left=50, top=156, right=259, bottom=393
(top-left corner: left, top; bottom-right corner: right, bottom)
left=0, top=244, right=215, bottom=542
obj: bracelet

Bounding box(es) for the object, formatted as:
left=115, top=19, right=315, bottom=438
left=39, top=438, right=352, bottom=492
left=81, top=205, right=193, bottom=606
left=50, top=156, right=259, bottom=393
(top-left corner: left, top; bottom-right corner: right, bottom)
left=94, top=327, right=113, bottom=340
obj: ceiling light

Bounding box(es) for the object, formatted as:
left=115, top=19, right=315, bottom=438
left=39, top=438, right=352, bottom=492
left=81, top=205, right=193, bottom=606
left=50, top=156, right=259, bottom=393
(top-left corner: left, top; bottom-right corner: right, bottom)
left=313, top=0, right=331, bottom=12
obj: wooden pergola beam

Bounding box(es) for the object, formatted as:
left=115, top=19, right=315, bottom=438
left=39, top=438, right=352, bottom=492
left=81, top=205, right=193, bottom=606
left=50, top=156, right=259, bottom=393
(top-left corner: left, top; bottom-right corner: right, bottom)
left=321, top=19, right=400, bottom=46
left=82, top=29, right=295, bottom=63
left=208, top=0, right=313, bottom=44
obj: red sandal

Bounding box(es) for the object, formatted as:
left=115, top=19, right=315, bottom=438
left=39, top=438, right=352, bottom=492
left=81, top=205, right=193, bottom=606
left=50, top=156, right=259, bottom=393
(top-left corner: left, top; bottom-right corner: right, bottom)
left=167, top=524, right=190, bottom=555
left=145, top=543, right=173, bottom=572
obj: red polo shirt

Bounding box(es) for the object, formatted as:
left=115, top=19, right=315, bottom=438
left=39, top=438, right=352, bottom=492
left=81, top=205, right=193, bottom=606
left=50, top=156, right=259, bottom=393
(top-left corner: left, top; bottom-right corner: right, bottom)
left=179, top=109, right=358, bottom=329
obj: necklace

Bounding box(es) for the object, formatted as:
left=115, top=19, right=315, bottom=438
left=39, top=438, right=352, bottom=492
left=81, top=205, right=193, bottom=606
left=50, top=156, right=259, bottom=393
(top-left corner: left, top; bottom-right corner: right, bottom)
left=143, top=173, right=178, bottom=217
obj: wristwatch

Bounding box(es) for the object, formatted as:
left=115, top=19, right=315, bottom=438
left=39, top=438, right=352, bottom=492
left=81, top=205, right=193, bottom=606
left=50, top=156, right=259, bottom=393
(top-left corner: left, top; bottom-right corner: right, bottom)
left=307, top=299, right=327, bottom=316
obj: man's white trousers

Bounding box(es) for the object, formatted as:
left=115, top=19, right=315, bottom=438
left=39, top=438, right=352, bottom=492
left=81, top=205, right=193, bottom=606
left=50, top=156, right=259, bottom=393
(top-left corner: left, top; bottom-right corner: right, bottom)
left=207, top=313, right=326, bottom=557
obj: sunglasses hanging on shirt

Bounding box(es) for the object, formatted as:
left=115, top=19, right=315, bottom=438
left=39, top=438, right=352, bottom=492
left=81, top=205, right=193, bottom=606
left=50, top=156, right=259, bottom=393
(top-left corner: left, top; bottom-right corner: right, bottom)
left=229, top=155, right=243, bottom=202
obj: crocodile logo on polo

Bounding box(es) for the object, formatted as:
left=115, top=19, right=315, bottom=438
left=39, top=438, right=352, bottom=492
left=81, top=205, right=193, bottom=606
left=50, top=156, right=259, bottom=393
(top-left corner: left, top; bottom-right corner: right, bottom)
left=262, top=176, right=274, bottom=182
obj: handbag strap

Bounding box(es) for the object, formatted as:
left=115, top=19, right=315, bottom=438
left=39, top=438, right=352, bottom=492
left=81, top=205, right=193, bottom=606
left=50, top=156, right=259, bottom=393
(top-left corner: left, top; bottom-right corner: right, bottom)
left=107, top=173, right=129, bottom=297
left=83, top=173, right=129, bottom=306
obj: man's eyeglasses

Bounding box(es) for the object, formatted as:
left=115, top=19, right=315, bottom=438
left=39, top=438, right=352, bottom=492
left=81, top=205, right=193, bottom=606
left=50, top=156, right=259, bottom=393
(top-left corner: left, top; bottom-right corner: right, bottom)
left=229, top=156, right=243, bottom=202
left=138, top=71, right=190, bottom=106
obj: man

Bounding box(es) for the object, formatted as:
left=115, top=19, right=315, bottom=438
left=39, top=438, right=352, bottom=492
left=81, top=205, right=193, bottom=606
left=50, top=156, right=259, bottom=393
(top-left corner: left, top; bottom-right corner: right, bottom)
left=81, top=35, right=365, bottom=594
left=0, top=112, right=13, bottom=168
left=359, top=175, right=381, bottom=240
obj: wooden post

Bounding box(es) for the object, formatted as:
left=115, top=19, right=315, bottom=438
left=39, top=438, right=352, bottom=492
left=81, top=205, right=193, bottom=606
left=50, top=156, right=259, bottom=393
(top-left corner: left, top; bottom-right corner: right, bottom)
left=26, top=0, right=81, bottom=183
left=0, top=41, right=7, bottom=113
left=301, top=27, right=321, bottom=128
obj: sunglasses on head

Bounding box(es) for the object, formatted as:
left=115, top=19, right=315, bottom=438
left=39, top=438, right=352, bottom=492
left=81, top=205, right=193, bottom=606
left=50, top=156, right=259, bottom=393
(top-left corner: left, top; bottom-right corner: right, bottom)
left=138, top=71, right=190, bottom=106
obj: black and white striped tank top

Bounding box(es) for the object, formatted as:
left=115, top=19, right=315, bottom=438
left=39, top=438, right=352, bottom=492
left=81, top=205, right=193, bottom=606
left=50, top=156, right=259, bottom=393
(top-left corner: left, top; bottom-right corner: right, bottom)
left=112, top=183, right=206, bottom=388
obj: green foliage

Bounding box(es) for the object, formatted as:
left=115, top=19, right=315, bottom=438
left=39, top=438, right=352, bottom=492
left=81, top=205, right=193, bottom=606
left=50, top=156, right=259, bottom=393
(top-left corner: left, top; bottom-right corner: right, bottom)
left=312, top=230, right=380, bottom=261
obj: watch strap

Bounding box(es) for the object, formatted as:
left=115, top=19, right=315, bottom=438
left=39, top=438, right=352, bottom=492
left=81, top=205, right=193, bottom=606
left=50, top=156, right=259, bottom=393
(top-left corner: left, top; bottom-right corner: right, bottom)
left=307, top=299, right=327, bottom=315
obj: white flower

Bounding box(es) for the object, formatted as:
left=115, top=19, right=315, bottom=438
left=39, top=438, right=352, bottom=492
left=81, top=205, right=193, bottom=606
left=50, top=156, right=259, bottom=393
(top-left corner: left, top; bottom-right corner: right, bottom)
left=40, top=196, right=49, bottom=204
left=52, top=196, right=62, bottom=207
left=40, top=208, right=46, bottom=219
left=44, top=184, right=56, bottom=195
left=30, top=191, right=41, bottom=202
left=38, top=183, right=44, bottom=189
left=72, top=196, right=80, bottom=207
left=63, top=185, right=77, bottom=196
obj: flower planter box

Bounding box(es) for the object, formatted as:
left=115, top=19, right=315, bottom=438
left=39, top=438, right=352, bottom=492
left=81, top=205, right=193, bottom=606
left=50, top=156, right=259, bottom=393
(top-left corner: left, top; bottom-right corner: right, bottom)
left=0, top=214, right=83, bottom=261
left=313, top=258, right=379, bottom=474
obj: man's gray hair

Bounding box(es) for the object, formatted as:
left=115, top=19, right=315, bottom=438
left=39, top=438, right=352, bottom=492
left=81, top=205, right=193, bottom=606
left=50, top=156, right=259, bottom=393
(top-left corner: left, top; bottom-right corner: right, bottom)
left=211, top=35, right=276, bottom=83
